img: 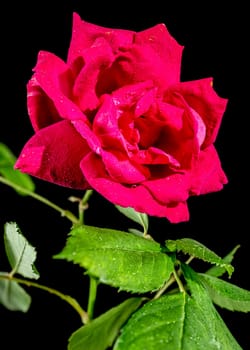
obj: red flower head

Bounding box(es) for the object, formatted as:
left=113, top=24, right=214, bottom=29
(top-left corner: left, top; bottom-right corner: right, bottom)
left=15, top=13, right=228, bottom=223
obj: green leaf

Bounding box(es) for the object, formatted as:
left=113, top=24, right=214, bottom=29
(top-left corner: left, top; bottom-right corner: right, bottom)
left=166, top=238, right=234, bottom=277
left=55, top=225, right=174, bottom=293
left=114, top=265, right=242, bottom=350
left=114, top=292, right=187, bottom=349
left=68, top=297, right=143, bottom=350
left=198, top=273, right=250, bottom=312
left=181, top=264, right=242, bottom=349
left=0, top=277, right=31, bottom=312
left=0, top=143, right=35, bottom=195
left=205, top=245, right=241, bottom=277
left=115, top=205, right=148, bottom=233
left=4, top=222, right=39, bottom=279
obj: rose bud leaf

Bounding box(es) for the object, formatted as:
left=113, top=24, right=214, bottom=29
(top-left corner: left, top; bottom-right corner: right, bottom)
left=0, top=277, right=31, bottom=312
left=115, top=205, right=149, bottom=234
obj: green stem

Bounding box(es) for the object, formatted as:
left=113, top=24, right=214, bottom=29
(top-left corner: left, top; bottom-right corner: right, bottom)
left=79, top=189, right=93, bottom=225
left=0, top=273, right=89, bottom=324
left=173, top=269, right=185, bottom=292
left=153, top=256, right=193, bottom=299
left=153, top=273, right=176, bottom=300
left=87, top=276, right=98, bottom=322
left=78, top=190, right=98, bottom=322
left=0, top=176, right=79, bottom=224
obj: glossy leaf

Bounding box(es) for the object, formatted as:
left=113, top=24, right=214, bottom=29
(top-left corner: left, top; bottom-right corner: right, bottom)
left=199, top=273, right=250, bottom=312
left=166, top=238, right=234, bottom=276
left=182, top=264, right=242, bottom=349
left=114, top=292, right=186, bottom=349
left=114, top=265, right=242, bottom=350
left=0, top=142, right=35, bottom=195
left=0, top=276, right=31, bottom=312
left=205, top=245, right=241, bottom=277
left=55, top=225, right=174, bottom=293
left=68, top=297, right=143, bottom=350
left=4, top=222, right=39, bottom=279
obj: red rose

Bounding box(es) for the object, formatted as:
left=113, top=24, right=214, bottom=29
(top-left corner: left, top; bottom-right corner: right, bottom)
left=15, top=13, right=228, bottom=223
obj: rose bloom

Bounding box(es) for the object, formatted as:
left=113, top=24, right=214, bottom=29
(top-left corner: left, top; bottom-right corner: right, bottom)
left=15, top=13, right=228, bottom=223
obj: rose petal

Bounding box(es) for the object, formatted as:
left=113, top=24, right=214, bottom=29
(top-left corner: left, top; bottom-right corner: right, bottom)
left=112, top=81, right=154, bottom=109
left=135, top=23, right=184, bottom=84
left=33, top=51, right=87, bottom=121
left=168, top=78, right=228, bottom=148
left=189, top=107, right=206, bottom=147
left=134, top=114, right=163, bottom=149
left=159, top=92, right=201, bottom=168
left=164, top=91, right=206, bottom=152
left=135, top=102, right=197, bottom=170
left=27, top=78, right=62, bottom=131
left=101, top=150, right=149, bottom=184
left=73, top=37, right=115, bottom=111
left=93, top=95, right=127, bottom=152
left=80, top=152, right=189, bottom=222
left=190, top=145, right=228, bottom=195
left=71, top=119, right=102, bottom=154
left=134, top=88, right=157, bottom=117
left=15, top=120, right=90, bottom=189
left=143, top=173, right=190, bottom=204
left=157, top=202, right=189, bottom=223
left=101, top=23, right=183, bottom=92
left=132, top=147, right=180, bottom=167
left=158, top=101, right=184, bottom=130
left=118, top=113, right=140, bottom=149
left=106, top=44, right=180, bottom=92
left=67, top=13, right=134, bottom=65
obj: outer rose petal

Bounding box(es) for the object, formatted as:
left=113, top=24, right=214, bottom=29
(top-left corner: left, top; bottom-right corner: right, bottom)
left=67, top=13, right=135, bottom=65
left=15, top=121, right=90, bottom=189
left=189, top=145, right=228, bottom=195
left=143, top=173, right=190, bottom=204
left=80, top=152, right=189, bottom=223
left=168, top=78, right=228, bottom=148
left=27, top=78, right=62, bottom=131
left=135, top=23, right=184, bottom=84
left=33, top=51, right=87, bottom=121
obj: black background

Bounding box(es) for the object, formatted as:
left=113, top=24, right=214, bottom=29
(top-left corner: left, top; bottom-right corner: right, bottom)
left=0, top=1, right=249, bottom=349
